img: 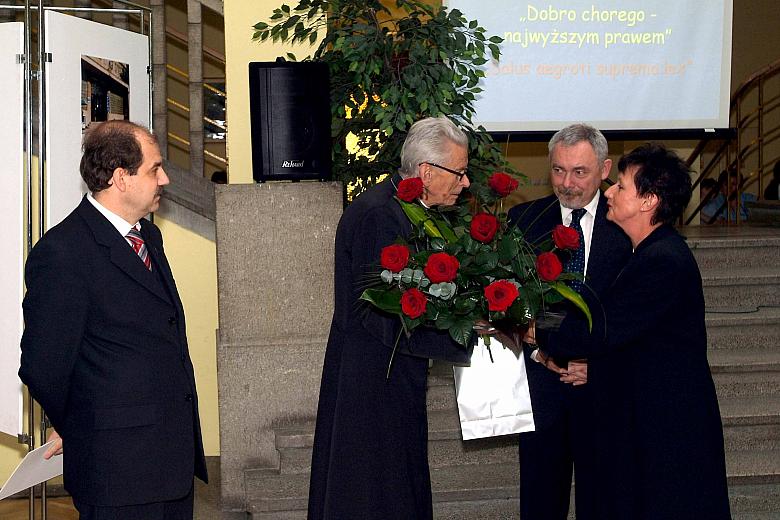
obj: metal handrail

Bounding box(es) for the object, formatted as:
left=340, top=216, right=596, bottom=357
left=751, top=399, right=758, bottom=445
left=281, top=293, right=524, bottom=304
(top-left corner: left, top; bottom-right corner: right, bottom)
left=165, top=24, right=225, bottom=64
left=168, top=132, right=227, bottom=164
left=166, top=63, right=225, bottom=97
left=684, top=58, right=780, bottom=225
left=167, top=97, right=226, bottom=131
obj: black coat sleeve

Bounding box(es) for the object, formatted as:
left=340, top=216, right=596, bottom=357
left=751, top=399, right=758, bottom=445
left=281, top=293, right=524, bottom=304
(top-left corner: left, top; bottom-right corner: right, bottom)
left=19, top=237, right=89, bottom=431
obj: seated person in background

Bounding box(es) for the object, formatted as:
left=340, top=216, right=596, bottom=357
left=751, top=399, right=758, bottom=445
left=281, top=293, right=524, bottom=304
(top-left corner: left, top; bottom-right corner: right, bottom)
left=706, top=169, right=757, bottom=223
left=699, top=178, right=721, bottom=224
left=764, top=161, right=780, bottom=200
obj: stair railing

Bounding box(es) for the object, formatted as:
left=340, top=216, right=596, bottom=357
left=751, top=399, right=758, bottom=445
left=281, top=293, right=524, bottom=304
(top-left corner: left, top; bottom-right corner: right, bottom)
left=685, top=58, right=780, bottom=225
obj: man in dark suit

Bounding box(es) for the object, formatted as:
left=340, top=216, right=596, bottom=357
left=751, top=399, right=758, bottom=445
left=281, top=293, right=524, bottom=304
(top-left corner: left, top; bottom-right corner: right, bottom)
left=508, top=123, right=631, bottom=520
left=19, top=120, right=207, bottom=519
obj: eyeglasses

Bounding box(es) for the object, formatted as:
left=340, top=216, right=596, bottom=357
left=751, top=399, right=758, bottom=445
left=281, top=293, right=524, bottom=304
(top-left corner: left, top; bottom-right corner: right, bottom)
left=420, top=162, right=468, bottom=181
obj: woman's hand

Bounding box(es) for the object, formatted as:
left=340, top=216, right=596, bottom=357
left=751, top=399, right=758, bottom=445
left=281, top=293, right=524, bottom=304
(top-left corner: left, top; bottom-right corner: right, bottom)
left=560, top=360, right=588, bottom=386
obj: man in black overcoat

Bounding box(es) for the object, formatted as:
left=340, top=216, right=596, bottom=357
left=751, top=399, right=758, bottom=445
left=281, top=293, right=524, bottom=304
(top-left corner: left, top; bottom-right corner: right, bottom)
left=307, top=117, right=472, bottom=520
left=507, top=124, right=631, bottom=520
left=19, top=121, right=207, bottom=519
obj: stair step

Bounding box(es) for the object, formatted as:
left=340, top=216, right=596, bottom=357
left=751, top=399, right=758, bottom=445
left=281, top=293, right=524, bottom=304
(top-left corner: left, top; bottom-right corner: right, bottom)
left=427, top=410, right=519, bottom=468
left=249, top=487, right=780, bottom=520
left=247, top=454, right=780, bottom=517
left=727, top=450, right=780, bottom=485
left=684, top=226, right=780, bottom=271
left=432, top=498, right=520, bottom=519
left=246, top=462, right=521, bottom=515
left=710, top=348, right=780, bottom=373
left=732, top=514, right=780, bottom=520
left=706, top=307, right=780, bottom=350
left=275, top=423, right=316, bottom=474
left=719, top=395, right=780, bottom=451
left=729, top=483, right=780, bottom=514
left=427, top=368, right=458, bottom=412
left=702, top=267, right=780, bottom=308
left=715, top=371, right=780, bottom=398
left=246, top=471, right=308, bottom=513
left=252, top=511, right=306, bottom=520
left=273, top=395, right=780, bottom=475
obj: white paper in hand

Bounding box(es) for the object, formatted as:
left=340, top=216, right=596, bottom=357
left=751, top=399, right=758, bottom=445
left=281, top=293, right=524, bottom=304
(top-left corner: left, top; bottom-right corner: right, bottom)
left=0, top=440, right=63, bottom=500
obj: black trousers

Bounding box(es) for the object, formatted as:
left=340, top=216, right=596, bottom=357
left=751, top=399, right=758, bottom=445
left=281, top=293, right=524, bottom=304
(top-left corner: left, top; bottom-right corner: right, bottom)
left=518, top=385, right=597, bottom=520
left=73, top=484, right=194, bottom=520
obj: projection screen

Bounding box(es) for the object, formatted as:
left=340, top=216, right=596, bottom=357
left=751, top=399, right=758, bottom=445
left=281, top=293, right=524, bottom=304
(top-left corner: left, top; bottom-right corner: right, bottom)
left=445, top=0, right=733, bottom=131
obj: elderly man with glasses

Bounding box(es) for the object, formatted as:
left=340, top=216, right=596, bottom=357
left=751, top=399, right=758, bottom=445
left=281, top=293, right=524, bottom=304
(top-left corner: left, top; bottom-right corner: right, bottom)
left=308, top=116, right=472, bottom=520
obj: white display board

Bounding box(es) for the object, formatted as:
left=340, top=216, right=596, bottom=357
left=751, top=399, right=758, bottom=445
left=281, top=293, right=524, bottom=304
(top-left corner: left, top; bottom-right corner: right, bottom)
left=0, top=22, right=25, bottom=437
left=446, top=0, right=733, bottom=131
left=45, top=10, right=149, bottom=228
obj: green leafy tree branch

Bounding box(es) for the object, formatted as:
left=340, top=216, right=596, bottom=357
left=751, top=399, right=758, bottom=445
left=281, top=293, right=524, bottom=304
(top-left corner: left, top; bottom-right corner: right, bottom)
left=253, top=0, right=522, bottom=198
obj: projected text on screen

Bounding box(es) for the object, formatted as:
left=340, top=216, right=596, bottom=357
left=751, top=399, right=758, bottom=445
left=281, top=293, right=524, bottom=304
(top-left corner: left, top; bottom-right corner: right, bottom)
left=445, top=0, right=733, bottom=132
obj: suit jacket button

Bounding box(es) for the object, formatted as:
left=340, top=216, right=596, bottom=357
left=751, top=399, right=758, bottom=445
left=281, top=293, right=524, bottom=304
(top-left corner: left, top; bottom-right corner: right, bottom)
left=168, top=316, right=177, bottom=325
left=185, top=393, right=193, bottom=402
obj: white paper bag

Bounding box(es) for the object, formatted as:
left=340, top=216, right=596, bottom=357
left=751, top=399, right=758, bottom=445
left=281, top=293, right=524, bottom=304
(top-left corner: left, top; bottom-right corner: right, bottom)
left=453, top=337, right=535, bottom=440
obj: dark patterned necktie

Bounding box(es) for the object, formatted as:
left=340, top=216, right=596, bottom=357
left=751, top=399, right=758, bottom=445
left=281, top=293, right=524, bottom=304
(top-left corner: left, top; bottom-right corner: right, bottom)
left=126, top=226, right=152, bottom=271
left=566, top=208, right=586, bottom=292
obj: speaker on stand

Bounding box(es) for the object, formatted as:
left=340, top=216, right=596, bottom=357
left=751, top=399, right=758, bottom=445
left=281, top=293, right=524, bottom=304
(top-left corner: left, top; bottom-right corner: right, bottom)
left=248, top=61, right=332, bottom=182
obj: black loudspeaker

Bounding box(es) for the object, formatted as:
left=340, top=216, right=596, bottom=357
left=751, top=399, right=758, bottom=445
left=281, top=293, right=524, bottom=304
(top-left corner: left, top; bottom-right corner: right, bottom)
left=248, top=61, right=331, bottom=182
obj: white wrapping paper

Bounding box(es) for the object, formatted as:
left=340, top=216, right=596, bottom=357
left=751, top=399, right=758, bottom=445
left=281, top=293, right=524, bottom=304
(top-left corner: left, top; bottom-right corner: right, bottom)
left=453, top=337, right=535, bottom=440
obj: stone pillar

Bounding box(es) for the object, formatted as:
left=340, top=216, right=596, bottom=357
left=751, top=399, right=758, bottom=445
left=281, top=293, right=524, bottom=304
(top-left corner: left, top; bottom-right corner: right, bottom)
left=215, top=182, right=342, bottom=512
left=150, top=0, right=167, bottom=155
left=187, top=0, right=204, bottom=178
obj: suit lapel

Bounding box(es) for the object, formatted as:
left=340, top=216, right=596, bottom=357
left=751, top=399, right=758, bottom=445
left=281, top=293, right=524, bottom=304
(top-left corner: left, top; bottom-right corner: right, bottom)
left=586, top=193, right=622, bottom=290
left=140, top=221, right=181, bottom=309
left=76, top=197, right=172, bottom=305
left=524, top=195, right=562, bottom=245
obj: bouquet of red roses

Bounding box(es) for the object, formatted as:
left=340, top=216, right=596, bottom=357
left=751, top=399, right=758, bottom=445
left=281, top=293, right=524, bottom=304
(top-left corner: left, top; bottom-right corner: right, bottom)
left=360, top=172, right=591, bottom=348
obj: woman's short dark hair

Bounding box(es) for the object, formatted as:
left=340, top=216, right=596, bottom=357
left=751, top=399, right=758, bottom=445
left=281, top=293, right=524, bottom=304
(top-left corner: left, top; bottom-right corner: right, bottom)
left=79, top=121, right=156, bottom=192
left=618, top=143, right=692, bottom=225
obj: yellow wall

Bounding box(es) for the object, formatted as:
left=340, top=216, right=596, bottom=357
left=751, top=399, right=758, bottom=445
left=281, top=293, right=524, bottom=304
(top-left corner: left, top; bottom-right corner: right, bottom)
left=155, top=216, right=220, bottom=456
left=224, top=0, right=316, bottom=183
left=0, top=420, right=31, bottom=488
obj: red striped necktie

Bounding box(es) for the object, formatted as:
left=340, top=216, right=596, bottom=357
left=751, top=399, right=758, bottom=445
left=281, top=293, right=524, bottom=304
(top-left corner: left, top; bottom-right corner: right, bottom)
left=126, top=225, right=152, bottom=271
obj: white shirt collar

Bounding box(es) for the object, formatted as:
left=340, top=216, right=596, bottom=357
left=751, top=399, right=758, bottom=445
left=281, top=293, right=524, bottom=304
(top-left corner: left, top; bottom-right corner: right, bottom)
left=86, top=193, right=140, bottom=238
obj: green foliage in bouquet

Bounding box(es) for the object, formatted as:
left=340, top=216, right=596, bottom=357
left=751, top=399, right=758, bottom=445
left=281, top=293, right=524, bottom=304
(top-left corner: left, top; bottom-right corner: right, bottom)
left=360, top=174, right=592, bottom=348
left=252, top=0, right=520, bottom=198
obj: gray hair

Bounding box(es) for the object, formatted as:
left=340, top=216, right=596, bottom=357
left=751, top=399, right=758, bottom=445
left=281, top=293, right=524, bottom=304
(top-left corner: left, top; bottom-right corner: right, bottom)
left=399, top=116, right=468, bottom=178
left=548, top=123, right=609, bottom=164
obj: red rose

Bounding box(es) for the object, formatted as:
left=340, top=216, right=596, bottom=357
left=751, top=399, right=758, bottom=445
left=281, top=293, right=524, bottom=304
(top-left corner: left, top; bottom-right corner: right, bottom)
left=488, top=172, right=519, bottom=197
left=400, top=288, right=427, bottom=319
left=484, top=280, right=519, bottom=312
left=536, top=252, right=563, bottom=281
left=423, top=252, right=460, bottom=283
left=470, top=213, right=499, bottom=243
left=552, top=224, right=580, bottom=250
left=380, top=244, right=410, bottom=272
left=396, top=177, right=424, bottom=202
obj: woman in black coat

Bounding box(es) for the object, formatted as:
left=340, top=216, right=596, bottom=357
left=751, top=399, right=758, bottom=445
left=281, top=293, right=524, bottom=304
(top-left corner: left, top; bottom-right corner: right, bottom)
left=536, top=143, right=731, bottom=519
